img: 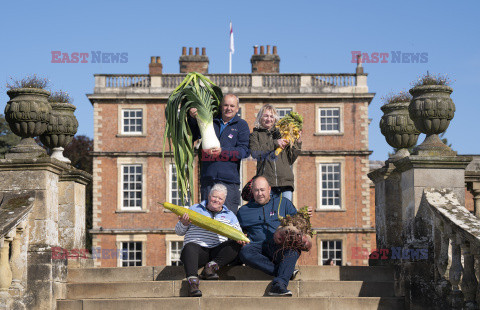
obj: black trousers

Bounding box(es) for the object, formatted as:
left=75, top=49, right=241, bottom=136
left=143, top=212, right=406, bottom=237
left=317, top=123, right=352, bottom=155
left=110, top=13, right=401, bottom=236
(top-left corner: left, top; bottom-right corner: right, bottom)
left=180, top=240, right=241, bottom=278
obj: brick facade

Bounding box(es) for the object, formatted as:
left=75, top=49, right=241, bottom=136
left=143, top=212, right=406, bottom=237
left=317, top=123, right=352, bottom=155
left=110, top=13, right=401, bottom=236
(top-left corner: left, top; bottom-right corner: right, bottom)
left=88, top=47, right=376, bottom=267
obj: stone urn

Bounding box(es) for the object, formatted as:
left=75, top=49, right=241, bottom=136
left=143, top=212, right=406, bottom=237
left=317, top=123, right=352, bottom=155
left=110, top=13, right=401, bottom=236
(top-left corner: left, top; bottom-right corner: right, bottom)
left=4, top=88, right=51, bottom=158
left=408, top=85, right=456, bottom=156
left=40, top=101, right=79, bottom=163
left=380, top=100, right=420, bottom=160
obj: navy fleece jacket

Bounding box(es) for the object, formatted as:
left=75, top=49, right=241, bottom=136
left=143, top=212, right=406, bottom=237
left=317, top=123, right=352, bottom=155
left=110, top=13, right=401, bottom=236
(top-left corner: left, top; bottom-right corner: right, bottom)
left=188, top=114, right=250, bottom=184
left=237, top=195, right=297, bottom=244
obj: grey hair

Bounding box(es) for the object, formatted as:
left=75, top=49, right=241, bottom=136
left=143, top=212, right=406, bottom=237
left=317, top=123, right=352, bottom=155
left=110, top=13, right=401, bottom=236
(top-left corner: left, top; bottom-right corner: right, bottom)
left=254, top=104, right=279, bottom=129
left=209, top=184, right=228, bottom=198
left=222, top=93, right=239, bottom=107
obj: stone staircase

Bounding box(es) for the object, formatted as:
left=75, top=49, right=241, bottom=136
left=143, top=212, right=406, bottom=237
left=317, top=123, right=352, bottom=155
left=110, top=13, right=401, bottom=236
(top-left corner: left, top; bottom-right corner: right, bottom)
left=57, top=265, right=405, bottom=310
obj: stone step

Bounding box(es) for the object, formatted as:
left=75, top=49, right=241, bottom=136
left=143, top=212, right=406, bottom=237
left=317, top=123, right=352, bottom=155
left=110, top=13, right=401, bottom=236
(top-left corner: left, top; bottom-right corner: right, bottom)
left=57, top=297, right=405, bottom=310
left=66, top=280, right=395, bottom=299
left=67, top=265, right=395, bottom=283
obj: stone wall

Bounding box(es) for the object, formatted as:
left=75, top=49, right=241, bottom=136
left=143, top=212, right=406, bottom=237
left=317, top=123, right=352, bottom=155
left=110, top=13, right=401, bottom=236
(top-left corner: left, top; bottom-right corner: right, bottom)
left=0, top=158, right=91, bottom=310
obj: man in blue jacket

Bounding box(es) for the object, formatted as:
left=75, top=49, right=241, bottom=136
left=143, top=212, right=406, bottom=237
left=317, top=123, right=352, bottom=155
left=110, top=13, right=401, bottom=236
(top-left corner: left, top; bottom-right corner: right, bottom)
left=237, top=176, right=313, bottom=296
left=188, top=94, right=250, bottom=214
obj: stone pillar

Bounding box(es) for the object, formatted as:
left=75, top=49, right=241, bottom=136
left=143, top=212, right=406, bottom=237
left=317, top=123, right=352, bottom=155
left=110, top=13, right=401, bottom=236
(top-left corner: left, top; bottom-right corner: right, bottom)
left=0, top=157, right=91, bottom=309
left=394, top=155, right=471, bottom=244
left=58, top=169, right=91, bottom=250
left=10, top=222, right=27, bottom=290
left=0, top=235, right=13, bottom=292
left=368, top=162, right=404, bottom=251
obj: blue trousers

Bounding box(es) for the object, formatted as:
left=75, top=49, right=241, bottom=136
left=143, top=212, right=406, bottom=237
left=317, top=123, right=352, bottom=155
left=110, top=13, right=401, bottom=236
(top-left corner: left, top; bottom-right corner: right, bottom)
left=239, top=241, right=299, bottom=287
left=271, top=189, right=293, bottom=202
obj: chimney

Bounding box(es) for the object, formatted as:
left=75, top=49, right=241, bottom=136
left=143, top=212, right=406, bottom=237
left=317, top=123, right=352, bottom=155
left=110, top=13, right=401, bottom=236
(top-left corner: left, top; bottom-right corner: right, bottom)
left=179, top=46, right=209, bottom=74
left=149, top=56, right=163, bottom=75
left=251, top=45, right=280, bottom=73
left=355, top=54, right=364, bottom=74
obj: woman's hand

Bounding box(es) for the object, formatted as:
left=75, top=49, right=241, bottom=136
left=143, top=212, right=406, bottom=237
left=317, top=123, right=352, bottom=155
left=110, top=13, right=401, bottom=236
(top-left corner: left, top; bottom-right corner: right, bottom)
left=179, top=213, right=191, bottom=226
left=307, top=206, right=314, bottom=218
left=276, top=139, right=288, bottom=149
left=236, top=234, right=249, bottom=246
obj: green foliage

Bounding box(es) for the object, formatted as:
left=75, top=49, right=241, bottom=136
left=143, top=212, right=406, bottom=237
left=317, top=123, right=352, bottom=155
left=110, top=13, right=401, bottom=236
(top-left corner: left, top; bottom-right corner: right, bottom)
left=6, top=75, right=50, bottom=90
left=163, top=72, right=223, bottom=205
left=0, top=113, right=21, bottom=156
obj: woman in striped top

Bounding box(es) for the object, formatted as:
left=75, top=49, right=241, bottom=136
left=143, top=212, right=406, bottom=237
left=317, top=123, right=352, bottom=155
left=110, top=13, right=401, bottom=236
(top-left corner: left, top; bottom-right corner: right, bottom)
left=175, top=183, right=245, bottom=297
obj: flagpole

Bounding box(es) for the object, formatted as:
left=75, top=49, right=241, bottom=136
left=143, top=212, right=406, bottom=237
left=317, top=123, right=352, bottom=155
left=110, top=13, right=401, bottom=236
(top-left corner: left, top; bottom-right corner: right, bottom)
left=229, top=21, right=234, bottom=74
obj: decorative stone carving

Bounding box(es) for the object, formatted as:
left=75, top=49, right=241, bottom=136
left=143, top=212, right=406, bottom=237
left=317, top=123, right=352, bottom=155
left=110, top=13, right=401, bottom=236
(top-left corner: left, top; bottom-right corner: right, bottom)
left=380, top=100, right=419, bottom=160
left=409, top=85, right=456, bottom=156
left=39, top=101, right=78, bottom=163
left=4, top=88, right=51, bottom=158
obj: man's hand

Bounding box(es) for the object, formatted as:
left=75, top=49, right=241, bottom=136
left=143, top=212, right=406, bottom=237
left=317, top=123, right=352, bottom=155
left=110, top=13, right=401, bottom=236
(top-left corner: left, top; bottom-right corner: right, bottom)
left=178, top=213, right=191, bottom=226
left=189, top=108, right=198, bottom=118
left=307, top=206, right=314, bottom=218
left=207, top=147, right=222, bottom=157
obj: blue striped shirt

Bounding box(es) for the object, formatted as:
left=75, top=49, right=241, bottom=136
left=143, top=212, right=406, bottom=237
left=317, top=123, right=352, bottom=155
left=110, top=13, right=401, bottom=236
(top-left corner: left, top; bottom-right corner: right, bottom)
left=175, top=201, right=242, bottom=248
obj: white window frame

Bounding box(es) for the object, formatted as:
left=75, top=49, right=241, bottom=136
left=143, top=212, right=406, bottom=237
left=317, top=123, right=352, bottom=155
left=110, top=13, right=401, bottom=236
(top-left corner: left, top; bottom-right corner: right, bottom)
left=321, top=239, right=343, bottom=266
left=169, top=241, right=183, bottom=266
left=315, top=157, right=345, bottom=211
left=116, top=234, right=147, bottom=267
left=253, top=104, right=295, bottom=122
left=276, top=107, right=293, bottom=118
left=117, top=104, right=147, bottom=136
left=168, top=163, right=191, bottom=207
left=319, top=163, right=341, bottom=209
left=316, top=234, right=347, bottom=266
left=165, top=234, right=184, bottom=266
left=117, top=158, right=148, bottom=212
left=315, top=104, right=343, bottom=135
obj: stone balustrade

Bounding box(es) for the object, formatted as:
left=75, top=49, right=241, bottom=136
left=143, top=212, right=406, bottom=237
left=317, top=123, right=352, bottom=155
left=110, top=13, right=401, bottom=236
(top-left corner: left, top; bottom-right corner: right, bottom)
left=0, top=193, right=34, bottom=308
left=423, top=188, right=480, bottom=309
left=93, top=73, right=367, bottom=95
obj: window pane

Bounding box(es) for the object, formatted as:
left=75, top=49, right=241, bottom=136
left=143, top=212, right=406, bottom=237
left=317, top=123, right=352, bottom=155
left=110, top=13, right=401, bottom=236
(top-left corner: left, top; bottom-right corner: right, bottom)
left=318, top=108, right=340, bottom=133
left=122, top=109, right=143, bottom=134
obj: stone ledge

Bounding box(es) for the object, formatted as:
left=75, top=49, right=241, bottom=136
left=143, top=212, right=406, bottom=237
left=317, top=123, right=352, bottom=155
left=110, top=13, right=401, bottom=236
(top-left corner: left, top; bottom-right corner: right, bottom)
left=393, top=155, right=472, bottom=172
left=59, top=169, right=92, bottom=186
left=0, top=157, right=71, bottom=174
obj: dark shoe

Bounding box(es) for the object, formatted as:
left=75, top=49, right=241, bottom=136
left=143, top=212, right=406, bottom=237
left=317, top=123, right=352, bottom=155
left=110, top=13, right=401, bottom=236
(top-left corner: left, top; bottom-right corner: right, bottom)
left=200, top=261, right=219, bottom=280
left=267, top=282, right=292, bottom=297
left=290, top=269, right=299, bottom=280
left=187, top=277, right=202, bottom=297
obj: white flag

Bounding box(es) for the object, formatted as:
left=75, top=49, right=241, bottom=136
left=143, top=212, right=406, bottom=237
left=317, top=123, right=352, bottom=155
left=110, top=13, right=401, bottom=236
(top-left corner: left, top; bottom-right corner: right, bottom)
left=230, top=22, right=234, bottom=54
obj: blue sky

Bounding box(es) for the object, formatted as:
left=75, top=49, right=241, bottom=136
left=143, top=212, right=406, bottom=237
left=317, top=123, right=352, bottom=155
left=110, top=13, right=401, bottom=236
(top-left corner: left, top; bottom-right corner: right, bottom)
left=1, top=0, right=479, bottom=160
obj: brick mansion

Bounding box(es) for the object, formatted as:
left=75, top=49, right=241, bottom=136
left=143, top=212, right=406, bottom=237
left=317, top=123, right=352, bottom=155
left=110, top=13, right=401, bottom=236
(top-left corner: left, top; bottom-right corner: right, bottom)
left=87, top=45, right=375, bottom=268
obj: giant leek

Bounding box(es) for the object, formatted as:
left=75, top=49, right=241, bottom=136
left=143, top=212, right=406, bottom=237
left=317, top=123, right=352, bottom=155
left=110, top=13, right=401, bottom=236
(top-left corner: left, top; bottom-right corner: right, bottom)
left=163, top=72, right=223, bottom=205
left=161, top=202, right=250, bottom=243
